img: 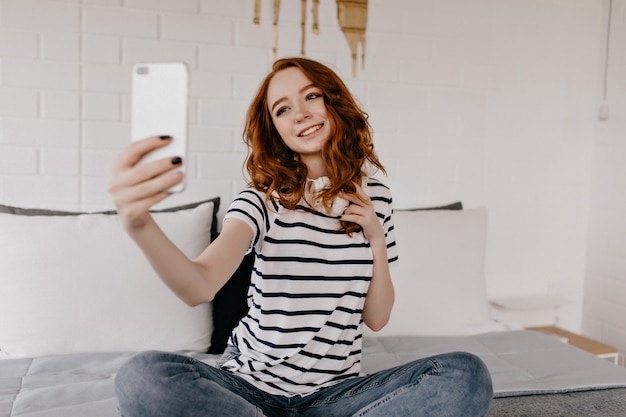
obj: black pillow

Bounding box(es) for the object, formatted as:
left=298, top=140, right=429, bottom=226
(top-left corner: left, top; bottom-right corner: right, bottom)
left=208, top=250, right=255, bottom=354
left=400, top=201, right=463, bottom=211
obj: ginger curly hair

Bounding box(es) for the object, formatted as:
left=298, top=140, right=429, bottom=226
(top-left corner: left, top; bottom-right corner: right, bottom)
left=243, top=57, right=386, bottom=233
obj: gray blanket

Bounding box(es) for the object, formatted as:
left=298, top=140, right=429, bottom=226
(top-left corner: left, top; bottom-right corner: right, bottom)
left=487, top=388, right=626, bottom=417
left=361, top=330, right=626, bottom=397
left=2, top=331, right=626, bottom=416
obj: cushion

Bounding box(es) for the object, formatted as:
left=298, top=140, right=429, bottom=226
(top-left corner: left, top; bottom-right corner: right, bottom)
left=0, top=198, right=219, bottom=358
left=369, top=206, right=502, bottom=337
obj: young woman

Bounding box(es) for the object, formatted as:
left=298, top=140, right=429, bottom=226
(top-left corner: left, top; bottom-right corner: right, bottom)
left=109, top=57, right=493, bottom=417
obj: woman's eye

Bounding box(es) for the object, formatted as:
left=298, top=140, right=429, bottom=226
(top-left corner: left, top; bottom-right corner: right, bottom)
left=306, top=92, right=322, bottom=101
left=276, top=107, right=288, bottom=117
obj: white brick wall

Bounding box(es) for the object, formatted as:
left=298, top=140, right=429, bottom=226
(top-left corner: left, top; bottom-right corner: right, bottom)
left=0, top=0, right=621, bottom=341
left=1, top=1, right=80, bottom=32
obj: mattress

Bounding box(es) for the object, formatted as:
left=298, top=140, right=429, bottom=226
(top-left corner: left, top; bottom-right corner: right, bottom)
left=361, top=330, right=626, bottom=397
left=0, top=351, right=220, bottom=417
left=3, top=331, right=626, bottom=417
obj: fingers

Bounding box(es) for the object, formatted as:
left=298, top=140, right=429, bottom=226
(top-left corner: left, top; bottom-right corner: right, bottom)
left=111, top=168, right=183, bottom=207
left=339, top=182, right=384, bottom=241
left=113, top=135, right=173, bottom=171
left=115, top=154, right=183, bottom=192
left=352, top=182, right=371, bottom=203
left=340, top=184, right=371, bottom=220
left=110, top=135, right=183, bottom=190
left=339, top=182, right=371, bottom=207
left=108, top=135, right=184, bottom=220
left=113, top=190, right=172, bottom=230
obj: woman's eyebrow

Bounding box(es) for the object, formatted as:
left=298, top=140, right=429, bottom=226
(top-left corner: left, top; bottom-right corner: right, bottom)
left=270, top=83, right=316, bottom=113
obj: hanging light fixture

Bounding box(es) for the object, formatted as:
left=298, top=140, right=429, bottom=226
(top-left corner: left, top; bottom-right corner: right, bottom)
left=336, top=0, right=368, bottom=77
left=253, top=0, right=368, bottom=77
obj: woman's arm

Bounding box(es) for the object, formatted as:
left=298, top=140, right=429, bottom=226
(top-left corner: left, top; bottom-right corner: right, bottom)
left=360, top=234, right=394, bottom=331
left=340, top=184, right=395, bottom=331
left=124, top=215, right=252, bottom=306
left=108, top=136, right=253, bottom=306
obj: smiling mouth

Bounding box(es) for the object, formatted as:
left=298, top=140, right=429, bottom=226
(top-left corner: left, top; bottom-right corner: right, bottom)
left=298, top=124, right=323, bottom=137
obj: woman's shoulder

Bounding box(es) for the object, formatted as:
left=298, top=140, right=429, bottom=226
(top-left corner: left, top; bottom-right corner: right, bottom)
left=235, top=186, right=265, bottom=198
left=363, top=176, right=388, bottom=187
left=231, top=187, right=280, bottom=212
left=363, top=176, right=391, bottom=196
left=363, top=176, right=393, bottom=214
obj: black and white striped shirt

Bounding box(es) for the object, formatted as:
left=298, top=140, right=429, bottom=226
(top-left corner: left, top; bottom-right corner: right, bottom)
left=221, top=177, right=398, bottom=397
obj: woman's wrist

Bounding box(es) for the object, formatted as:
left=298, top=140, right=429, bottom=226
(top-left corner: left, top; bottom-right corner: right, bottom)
left=368, top=234, right=387, bottom=255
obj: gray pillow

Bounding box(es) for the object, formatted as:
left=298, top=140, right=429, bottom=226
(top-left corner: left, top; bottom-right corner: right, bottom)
left=0, top=197, right=221, bottom=240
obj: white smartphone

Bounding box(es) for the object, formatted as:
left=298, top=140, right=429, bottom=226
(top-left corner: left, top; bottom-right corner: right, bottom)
left=131, top=61, right=189, bottom=193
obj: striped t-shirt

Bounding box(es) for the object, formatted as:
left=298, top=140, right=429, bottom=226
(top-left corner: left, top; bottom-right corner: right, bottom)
left=221, top=177, right=398, bottom=397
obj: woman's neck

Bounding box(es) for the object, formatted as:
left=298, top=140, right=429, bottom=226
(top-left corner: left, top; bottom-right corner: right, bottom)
left=301, top=155, right=327, bottom=180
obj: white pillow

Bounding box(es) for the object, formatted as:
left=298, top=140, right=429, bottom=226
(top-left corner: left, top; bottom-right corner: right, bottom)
left=370, top=207, right=502, bottom=337
left=0, top=202, right=215, bottom=358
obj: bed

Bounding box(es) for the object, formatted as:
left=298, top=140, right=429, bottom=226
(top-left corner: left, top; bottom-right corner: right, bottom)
left=2, top=199, right=626, bottom=417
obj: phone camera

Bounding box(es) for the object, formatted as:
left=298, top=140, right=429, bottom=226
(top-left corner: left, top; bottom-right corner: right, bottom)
left=136, top=66, right=149, bottom=75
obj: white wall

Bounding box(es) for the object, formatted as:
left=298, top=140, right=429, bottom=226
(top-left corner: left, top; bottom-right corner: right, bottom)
left=0, top=0, right=612, bottom=334
left=583, top=0, right=626, bottom=353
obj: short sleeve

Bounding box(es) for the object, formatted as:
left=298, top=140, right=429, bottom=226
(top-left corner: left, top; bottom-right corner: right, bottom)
left=223, top=189, right=268, bottom=250
left=364, top=178, right=398, bottom=266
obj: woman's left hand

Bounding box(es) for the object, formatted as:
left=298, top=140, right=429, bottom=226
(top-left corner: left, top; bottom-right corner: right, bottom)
left=339, top=183, right=385, bottom=243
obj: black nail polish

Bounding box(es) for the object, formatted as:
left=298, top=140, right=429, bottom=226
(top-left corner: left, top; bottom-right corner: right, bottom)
left=160, top=135, right=172, bottom=140
left=171, top=157, right=182, bottom=165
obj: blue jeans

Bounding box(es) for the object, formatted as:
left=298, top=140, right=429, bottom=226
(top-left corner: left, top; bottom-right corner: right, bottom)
left=115, top=350, right=492, bottom=417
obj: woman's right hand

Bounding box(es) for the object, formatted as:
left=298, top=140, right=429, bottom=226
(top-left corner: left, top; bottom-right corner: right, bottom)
left=108, top=135, right=184, bottom=231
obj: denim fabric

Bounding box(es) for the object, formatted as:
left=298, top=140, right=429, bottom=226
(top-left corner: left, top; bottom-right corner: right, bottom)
left=115, top=350, right=492, bottom=417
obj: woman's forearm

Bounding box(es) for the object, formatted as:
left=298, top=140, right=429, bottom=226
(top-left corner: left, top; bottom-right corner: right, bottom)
left=362, top=236, right=395, bottom=331
left=126, top=216, right=253, bottom=307
left=126, top=216, right=217, bottom=306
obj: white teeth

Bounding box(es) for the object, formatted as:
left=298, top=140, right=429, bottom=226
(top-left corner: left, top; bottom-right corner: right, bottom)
left=299, top=124, right=321, bottom=137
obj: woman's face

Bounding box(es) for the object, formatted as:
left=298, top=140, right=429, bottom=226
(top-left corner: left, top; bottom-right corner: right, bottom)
left=266, top=67, right=332, bottom=163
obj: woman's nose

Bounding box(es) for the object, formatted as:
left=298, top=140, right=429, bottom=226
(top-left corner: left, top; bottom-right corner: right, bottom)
left=294, top=107, right=311, bottom=122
